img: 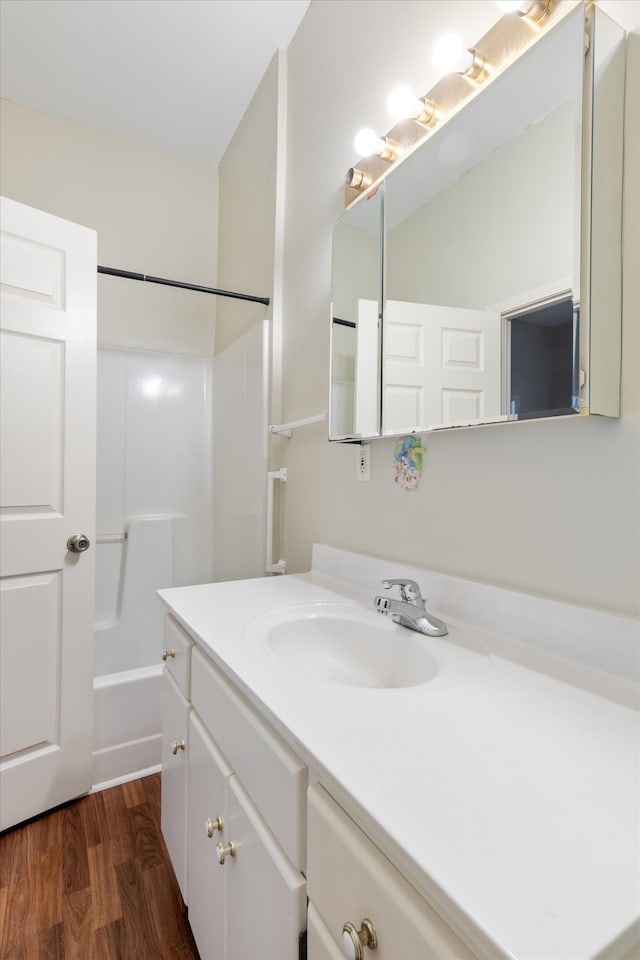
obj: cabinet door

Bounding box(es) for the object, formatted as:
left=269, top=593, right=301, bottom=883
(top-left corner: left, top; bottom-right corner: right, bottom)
left=225, top=775, right=306, bottom=960
left=307, top=903, right=344, bottom=960
left=187, top=713, right=232, bottom=960
left=160, top=670, right=190, bottom=902
left=308, top=784, right=476, bottom=960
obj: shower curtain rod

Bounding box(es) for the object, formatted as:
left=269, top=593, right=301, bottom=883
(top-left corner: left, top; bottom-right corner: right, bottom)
left=97, top=265, right=270, bottom=305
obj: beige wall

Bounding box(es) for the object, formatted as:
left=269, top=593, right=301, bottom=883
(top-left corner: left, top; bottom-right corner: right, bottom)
left=0, top=99, right=218, bottom=355
left=2, top=2, right=637, bottom=617
left=275, top=1, right=639, bottom=617
left=215, top=54, right=279, bottom=356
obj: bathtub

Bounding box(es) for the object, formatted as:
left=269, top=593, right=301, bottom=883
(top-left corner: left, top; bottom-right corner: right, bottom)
left=92, top=663, right=163, bottom=789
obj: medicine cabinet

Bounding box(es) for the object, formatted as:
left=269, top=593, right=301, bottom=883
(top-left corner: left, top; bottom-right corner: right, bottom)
left=329, top=3, right=625, bottom=441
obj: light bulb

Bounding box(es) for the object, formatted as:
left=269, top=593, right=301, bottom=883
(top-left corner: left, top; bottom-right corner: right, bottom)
left=387, top=85, right=425, bottom=121
left=354, top=128, right=386, bottom=158
left=431, top=33, right=474, bottom=75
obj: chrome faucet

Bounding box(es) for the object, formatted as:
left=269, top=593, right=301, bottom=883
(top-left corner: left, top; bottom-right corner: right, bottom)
left=374, top=578, right=448, bottom=637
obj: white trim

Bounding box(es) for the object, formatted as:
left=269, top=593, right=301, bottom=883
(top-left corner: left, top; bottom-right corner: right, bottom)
left=270, top=48, right=288, bottom=433
left=90, top=763, right=162, bottom=794
left=488, top=277, right=575, bottom=319
left=492, top=280, right=578, bottom=415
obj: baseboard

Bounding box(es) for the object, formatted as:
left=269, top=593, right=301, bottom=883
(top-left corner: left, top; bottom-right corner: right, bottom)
left=92, top=733, right=162, bottom=788
left=91, top=762, right=162, bottom=794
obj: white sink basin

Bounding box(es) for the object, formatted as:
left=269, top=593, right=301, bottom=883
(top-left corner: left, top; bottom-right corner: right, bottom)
left=245, top=601, right=440, bottom=689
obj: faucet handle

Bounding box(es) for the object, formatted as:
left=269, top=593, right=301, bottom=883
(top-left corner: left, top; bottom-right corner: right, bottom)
left=381, top=578, right=423, bottom=602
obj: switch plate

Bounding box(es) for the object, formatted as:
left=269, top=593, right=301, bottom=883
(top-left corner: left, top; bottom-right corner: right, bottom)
left=357, top=445, right=370, bottom=481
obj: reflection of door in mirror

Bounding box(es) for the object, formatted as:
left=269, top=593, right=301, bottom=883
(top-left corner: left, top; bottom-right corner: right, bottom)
left=506, top=297, right=579, bottom=420
left=382, top=301, right=501, bottom=434
left=330, top=185, right=382, bottom=439
left=354, top=300, right=379, bottom=436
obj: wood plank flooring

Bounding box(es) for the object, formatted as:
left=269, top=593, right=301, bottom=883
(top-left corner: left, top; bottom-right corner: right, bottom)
left=0, top=773, right=200, bottom=960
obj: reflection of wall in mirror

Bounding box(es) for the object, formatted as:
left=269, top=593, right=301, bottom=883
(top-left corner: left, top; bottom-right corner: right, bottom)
left=332, top=220, right=379, bottom=326
left=386, top=102, right=578, bottom=311
left=331, top=215, right=379, bottom=436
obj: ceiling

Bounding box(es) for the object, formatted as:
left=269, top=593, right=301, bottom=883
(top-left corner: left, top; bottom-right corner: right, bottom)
left=0, top=0, right=310, bottom=166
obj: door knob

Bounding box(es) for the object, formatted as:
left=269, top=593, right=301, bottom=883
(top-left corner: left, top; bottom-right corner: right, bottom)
left=162, top=648, right=176, bottom=661
left=171, top=739, right=185, bottom=755
left=342, top=919, right=377, bottom=960
left=67, top=534, right=90, bottom=553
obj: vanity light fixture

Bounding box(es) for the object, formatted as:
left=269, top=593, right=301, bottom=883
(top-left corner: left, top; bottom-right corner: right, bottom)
left=496, top=0, right=551, bottom=22
left=353, top=128, right=401, bottom=162
left=387, top=85, right=439, bottom=125
left=345, top=0, right=568, bottom=205
left=345, top=166, right=373, bottom=189
left=431, top=32, right=487, bottom=80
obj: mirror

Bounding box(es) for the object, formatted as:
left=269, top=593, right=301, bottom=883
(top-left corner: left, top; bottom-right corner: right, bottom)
left=382, top=6, right=583, bottom=434
left=329, top=3, right=625, bottom=441
left=330, top=183, right=383, bottom=439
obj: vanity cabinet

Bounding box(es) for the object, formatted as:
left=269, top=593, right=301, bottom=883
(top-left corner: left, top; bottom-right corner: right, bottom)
left=160, top=617, right=476, bottom=960
left=307, top=783, right=477, bottom=960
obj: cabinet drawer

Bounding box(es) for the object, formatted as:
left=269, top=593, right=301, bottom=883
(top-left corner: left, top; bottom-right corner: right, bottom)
left=191, top=646, right=307, bottom=871
left=307, top=784, right=477, bottom=960
left=162, top=615, right=193, bottom=697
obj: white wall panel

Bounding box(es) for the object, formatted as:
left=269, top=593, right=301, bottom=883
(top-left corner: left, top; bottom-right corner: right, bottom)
left=95, top=347, right=213, bottom=674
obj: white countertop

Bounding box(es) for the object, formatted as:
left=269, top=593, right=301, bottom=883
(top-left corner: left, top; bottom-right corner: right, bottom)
left=159, top=548, right=640, bottom=960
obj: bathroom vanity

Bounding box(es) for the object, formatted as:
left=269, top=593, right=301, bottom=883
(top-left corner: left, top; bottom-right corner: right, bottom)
left=158, top=545, right=639, bottom=960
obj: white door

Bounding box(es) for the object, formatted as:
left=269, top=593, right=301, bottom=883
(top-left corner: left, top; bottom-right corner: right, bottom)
left=382, top=300, right=502, bottom=434
left=0, top=196, right=97, bottom=830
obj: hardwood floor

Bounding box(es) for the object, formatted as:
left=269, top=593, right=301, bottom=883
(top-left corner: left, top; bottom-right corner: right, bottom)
left=0, top=774, right=200, bottom=960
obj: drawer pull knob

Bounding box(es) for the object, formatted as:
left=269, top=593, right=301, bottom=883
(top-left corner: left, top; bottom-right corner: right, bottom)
left=216, top=840, right=236, bottom=865
left=205, top=816, right=223, bottom=838
left=171, top=739, right=185, bottom=754
left=342, top=919, right=377, bottom=960
left=162, top=648, right=176, bottom=661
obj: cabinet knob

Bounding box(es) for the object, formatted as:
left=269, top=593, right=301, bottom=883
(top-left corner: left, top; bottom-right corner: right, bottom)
left=170, top=738, right=185, bottom=754
left=162, top=648, right=176, bottom=661
left=342, top=919, right=377, bottom=960
left=205, top=816, right=223, bottom=838
left=216, top=840, right=236, bottom=865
